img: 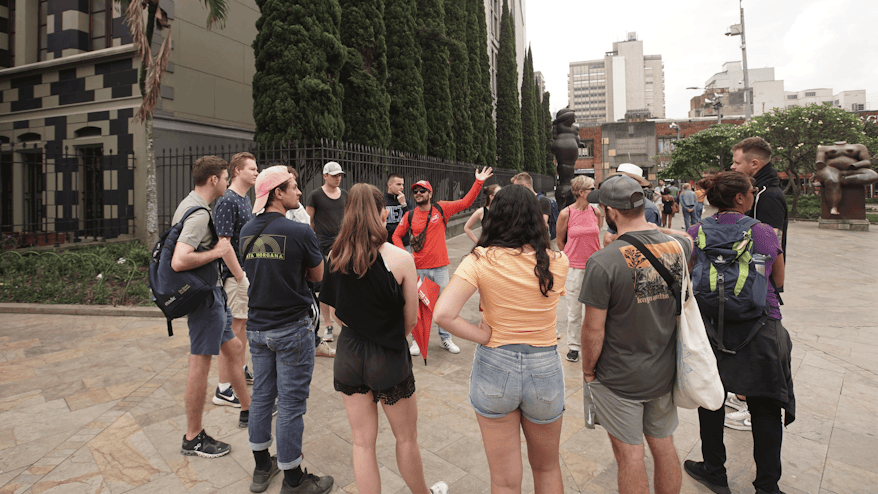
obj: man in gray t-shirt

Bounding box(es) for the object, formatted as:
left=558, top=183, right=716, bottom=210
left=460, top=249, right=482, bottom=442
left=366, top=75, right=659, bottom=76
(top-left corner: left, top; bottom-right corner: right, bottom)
left=580, top=175, right=692, bottom=493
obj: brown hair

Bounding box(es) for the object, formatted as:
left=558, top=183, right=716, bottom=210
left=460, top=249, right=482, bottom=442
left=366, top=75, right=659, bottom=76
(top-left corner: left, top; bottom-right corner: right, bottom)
left=263, top=178, right=292, bottom=210
left=192, top=155, right=228, bottom=186
left=510, top=172, right=533, bottom=186
left=228, top=152, right=256, bottom=180
left=697, top=171, right=754, bottom=210
left=731, top=136, right=772, bottom=163
left=286, top=166, right=299, bottom=178
left=330, top=183, right=387, bottom=277
left=483, top=184, right=501, bottom=207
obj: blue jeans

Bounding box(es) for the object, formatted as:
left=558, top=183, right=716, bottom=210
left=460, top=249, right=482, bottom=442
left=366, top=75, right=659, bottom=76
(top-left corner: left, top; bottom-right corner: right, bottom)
left=683, top=207, right=697, bottom=230
left=247, top=317, right=314, bottom=470
left=694, top=203, right=704, bottom=224
left=416, top=266, right=451, bottom=341
left=469, top=344, right=565, bottom=424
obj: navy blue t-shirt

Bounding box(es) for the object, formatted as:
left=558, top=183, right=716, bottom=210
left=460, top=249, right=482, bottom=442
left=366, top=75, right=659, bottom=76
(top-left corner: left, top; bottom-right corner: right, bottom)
left=240, top=213, right=323, bottom=332
left=215, top=189, right=254, bottom=280
left=385, top=192, right=413, bottom=245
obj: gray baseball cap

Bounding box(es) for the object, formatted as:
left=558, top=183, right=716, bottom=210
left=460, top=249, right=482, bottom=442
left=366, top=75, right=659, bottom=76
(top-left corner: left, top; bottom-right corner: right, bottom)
left=323, top=161, right=345, bottom=175
left=586, top=175, right=645, bottom=210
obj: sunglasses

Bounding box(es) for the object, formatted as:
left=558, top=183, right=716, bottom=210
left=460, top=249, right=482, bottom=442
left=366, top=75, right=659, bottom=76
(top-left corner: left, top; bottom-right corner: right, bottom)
left=413, top=188, right=429, bottom=194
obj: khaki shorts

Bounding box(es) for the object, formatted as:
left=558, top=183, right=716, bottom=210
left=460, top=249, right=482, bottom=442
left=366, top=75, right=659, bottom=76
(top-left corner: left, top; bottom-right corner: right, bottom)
left=590, top=379, right=678, bottom=445
left=223, top=275, right=250, bottom=320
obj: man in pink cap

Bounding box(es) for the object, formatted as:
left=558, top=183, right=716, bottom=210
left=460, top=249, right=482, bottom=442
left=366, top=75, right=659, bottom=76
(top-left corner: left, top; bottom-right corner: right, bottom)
left=239, top=166, right=333, bottom=494
left=392, top=166, right=494, bottom=355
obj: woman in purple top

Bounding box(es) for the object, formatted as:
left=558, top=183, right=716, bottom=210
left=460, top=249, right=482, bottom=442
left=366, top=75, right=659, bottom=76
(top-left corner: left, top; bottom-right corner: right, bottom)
left=683, top=171, right=793, bottom=494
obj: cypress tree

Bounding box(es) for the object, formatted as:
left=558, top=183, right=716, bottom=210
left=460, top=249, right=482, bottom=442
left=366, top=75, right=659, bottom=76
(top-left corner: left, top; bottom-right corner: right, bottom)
left=339, top=0, right=391, bottom=147
left=495, top=0, right=522, bottom=170
left=543, top=91, right=555, bottom=174
left=385, top=0, right=427, bottom=154
left=520, top=47, right=539, bottom=173
left=468, top=0, right=495, bottom=167
left=533, top=73, right=544, bottom=174
left=252, top=0, right=346, bottom=143
left=417, top=0, right=455, bottom=160
left=445, top=0, right=474, bottom=163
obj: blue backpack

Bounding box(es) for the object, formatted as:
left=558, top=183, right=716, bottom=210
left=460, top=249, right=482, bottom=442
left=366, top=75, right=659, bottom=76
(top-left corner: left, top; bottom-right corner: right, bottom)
left=691, top=215, right=769, bottom=353
left=537, top=192, right=560, bottom=240
left=148, top=207, right=219, bottom=337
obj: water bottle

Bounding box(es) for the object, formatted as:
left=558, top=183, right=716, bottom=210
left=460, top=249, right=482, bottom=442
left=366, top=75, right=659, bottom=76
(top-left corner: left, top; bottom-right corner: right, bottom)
left=752, top=253, right=768, bottom=276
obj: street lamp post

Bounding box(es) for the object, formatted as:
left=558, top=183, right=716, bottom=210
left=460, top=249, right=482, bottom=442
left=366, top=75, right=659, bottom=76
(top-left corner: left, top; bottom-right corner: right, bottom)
left=727, top=0, right=751, bottom=120
left=687, top=87, right=723, bottom=124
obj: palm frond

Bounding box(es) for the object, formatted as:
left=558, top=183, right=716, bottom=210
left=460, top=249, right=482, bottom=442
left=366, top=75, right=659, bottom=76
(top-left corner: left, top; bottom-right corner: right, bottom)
left=134, top=27, right=171, bottom=123
left=123, top=0, right=150, bottom=62
left=201, top=0, right=229, bottom=30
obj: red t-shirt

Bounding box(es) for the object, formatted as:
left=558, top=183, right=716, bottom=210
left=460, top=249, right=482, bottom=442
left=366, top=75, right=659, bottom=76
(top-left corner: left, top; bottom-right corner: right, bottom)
left=392, top=180, right=484, bottom=269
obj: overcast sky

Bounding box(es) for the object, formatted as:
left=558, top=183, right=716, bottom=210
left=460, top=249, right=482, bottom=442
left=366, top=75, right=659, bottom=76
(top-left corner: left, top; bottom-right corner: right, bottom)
left=526, top=0, right=878, bottom=119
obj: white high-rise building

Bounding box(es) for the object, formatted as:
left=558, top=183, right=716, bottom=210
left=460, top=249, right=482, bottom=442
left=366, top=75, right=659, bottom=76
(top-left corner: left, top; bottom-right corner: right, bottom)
left=568, top=33, right=665, bottom=124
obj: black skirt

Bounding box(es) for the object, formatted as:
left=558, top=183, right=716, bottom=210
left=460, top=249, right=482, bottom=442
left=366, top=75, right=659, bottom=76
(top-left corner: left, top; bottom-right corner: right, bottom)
left=333, top=327, right=415, bottom=405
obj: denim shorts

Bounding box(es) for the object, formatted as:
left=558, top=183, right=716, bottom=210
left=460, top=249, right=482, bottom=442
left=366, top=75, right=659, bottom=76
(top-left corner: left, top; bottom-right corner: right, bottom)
left=188, top=286, right=235, bottom=356
left=469, top=344, right=565, bottom=424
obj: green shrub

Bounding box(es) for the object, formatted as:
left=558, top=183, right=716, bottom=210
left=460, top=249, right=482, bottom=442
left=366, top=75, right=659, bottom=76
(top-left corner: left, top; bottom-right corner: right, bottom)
left=867, top=213, right=878, bottom=223
left=0, top=241, right=152, bottom=306
left=787, top=194, right=821, bottom=219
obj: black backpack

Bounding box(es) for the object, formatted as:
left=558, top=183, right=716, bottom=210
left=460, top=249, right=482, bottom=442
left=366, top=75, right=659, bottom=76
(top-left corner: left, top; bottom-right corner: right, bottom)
left=406, top=203, right=445, bottom=252
left=149, top=207, right=220, bottom=336
left=537, top=192, right=560, bottom=240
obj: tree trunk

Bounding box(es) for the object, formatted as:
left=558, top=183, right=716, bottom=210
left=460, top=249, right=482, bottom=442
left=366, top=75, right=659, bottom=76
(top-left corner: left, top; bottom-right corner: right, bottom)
left=786, top=162, right=800, bottom=217
left=145, top=117, right=158, bottom=245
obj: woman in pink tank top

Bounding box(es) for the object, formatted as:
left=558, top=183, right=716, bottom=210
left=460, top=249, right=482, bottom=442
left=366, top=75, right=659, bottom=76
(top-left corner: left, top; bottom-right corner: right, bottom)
left=555, top=176, right=603, bottom=363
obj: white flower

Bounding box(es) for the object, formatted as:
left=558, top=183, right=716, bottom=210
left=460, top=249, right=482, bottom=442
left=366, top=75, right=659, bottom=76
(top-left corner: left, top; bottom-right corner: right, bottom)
left=96, top=274, right=103, bottom=280
left=117, top=257, right=126, bottom=264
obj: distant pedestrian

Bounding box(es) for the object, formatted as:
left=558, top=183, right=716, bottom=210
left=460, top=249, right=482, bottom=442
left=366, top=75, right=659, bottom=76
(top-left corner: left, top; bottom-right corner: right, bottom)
left=580, top=175, right=692, bottom=494
left=241, top=166, right=333, bottom=494
left=385, top=173, right=413, bottom=247
left=434, top=185, right=569, bottom=493
left=694, top=182, right=706, bottom=223
left=679, top=183, right=698, bottom=230
left=392, top=166, right=494, bottom=356
left=463, top=184, right=501, bottom=243
left=556, top=175, right=602, bottom=358
left=320, top=184, right=448, bottom=494
left=306, top=162, right=348, bottom=343
left=661, top=188, right=677, bottom=229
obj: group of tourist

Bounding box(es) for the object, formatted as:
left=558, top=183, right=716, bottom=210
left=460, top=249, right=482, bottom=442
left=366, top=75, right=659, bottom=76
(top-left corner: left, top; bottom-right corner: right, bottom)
left=168, top=135, right=793, bottom=494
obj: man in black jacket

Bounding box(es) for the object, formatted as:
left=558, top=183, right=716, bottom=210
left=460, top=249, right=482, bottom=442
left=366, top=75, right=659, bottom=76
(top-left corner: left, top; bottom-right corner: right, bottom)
left=731, top=137, right=788, bottom=254
left=385, top=173, right=412, bottom=247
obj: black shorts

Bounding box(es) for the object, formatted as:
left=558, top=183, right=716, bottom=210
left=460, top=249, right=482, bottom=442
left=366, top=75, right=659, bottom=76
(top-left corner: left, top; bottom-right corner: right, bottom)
left=333, top=327, right=415, bottom=405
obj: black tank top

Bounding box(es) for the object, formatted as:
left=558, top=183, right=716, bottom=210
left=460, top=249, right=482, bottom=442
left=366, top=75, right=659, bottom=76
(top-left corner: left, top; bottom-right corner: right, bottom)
left=320, top=252, right=407, bottom=351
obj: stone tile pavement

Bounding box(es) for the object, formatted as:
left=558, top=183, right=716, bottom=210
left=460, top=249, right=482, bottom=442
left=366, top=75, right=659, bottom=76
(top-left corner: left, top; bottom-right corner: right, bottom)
left=1, top=218, right=876, bottom=493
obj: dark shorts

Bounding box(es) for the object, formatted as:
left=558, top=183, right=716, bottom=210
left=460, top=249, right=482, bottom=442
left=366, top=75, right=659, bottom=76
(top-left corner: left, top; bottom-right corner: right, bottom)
left=188, top=286, right=235, bottom=355
left=333, top=328, right=415, bottom=405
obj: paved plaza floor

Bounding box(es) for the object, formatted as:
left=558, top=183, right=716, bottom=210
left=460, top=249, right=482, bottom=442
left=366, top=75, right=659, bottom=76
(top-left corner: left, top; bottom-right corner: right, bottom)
left=1, top=217, right=877, bottom=493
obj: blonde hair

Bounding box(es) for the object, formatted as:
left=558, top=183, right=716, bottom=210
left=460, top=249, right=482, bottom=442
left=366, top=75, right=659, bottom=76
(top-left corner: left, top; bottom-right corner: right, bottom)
left=329, top=184, right=387, bottom=277
left=571, top=175, right=595, bottom=198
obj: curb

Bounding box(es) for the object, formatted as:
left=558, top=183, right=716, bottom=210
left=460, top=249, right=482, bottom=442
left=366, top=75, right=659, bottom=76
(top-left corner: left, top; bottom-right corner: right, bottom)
left=0, top=303, right=165, bottom=318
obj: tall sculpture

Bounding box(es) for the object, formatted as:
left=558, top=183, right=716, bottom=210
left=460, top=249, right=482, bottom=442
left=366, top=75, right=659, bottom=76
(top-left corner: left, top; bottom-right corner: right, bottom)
left=551, top=108, right=584, bottom=209
left=815, top=141, right=878, bottom=216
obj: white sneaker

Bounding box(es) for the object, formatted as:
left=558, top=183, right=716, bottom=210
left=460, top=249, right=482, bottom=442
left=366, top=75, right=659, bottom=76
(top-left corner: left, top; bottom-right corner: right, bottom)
left=323, top=326, right=334, bottom=342
left=725, top=392, right=748, bottom=412
left=315, top=340, right=336, bottom=358
left=430, top=481, right=449, bottom=494
left=410, top=340, right=421, bottom=356
left=440, top=339, right=460, bottom=354
left=724, top=409, right=752, bottom=431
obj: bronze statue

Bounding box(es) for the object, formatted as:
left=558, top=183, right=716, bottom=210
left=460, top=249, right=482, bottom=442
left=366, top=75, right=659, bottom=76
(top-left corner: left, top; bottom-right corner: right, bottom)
left=815, top=141, right=878, bottom=216
left=551, top=108, right=584, bottom=208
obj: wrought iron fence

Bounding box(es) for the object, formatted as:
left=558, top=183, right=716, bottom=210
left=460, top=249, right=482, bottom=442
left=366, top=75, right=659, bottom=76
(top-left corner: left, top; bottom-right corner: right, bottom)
left=157, top=140, right=555, bottom=233
left=0, top=144, right=135, bottom=249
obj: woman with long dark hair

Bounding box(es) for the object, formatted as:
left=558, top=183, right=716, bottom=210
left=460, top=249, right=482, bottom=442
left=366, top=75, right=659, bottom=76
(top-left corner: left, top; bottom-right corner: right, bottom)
left=464, top=184, right=501, bottom=243
left=683, top=171, right=792, bottom=494
left=434, top=185, right=569, bottom=493
left=320, top=184, right=447, bottom=494
left=661, top=187, right=677, bottom=228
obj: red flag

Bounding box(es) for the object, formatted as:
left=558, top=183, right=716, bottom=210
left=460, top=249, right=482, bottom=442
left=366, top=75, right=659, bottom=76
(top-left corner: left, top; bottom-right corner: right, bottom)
left=413, top=276, right=440, bottom=364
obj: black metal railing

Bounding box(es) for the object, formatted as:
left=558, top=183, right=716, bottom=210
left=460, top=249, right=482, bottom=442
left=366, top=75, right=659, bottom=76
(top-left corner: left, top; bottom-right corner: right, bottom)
left=157, top=140, right=555, bottom=232
left=0, top=144, right=135, bottom=249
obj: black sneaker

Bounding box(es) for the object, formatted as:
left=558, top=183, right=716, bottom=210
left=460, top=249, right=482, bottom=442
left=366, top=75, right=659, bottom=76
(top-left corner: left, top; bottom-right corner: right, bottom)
left=683, top=460, right=731, bottom=494
left=245, top=365, right=255, bottom=385
left=180, top=430, right=231, bottom=458
left=566, top=350, right=579, bottom=362
left=280, top=469, right=334, bottom=494
left=239, top=410, right=249, bottom=429
left=250, top=456, right=280, bottom=493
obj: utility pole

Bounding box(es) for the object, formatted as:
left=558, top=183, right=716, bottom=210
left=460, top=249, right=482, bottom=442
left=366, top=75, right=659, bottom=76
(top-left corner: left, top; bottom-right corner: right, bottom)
left=728, top=0, right=751, bottom=120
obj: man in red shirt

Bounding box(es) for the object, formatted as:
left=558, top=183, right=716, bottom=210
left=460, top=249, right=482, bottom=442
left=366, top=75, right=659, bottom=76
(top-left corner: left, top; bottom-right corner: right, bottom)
left=393, top=167, right=493, bottom=355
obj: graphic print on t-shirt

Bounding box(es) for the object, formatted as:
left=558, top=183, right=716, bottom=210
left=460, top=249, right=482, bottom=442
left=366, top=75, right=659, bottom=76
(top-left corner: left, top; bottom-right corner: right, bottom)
left=242, top=234, right=287, bottom=260
left=618, top=240, right=684, bottom=304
